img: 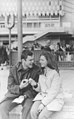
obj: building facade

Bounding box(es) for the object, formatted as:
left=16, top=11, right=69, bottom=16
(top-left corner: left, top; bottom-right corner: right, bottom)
left=0, top=0, right=74, bottom=63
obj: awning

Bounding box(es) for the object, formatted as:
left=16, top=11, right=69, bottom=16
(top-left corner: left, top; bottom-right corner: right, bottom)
left=11, top=30, right=50, bottom=48
left=23, top=30, right=51, bottom=43
left=11, top=30, right=72, bottom=49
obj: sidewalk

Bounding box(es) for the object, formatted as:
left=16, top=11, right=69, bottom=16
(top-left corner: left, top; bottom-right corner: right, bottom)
left=60, top=69, right=74, bottom=92
left=60, top=69, right=74, bottom=107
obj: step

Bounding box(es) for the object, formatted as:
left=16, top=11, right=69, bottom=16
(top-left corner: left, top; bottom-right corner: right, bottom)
left=58, top=61, right=74, bottom=67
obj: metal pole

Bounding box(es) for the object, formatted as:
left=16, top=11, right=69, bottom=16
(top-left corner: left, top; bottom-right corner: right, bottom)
left=9, top=28, right=11, bottom=68
left=17, top=0, right=22, bottom=62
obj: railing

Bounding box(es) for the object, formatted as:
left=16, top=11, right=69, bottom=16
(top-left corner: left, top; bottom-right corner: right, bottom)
left=55, top=51, right=74, bottom=62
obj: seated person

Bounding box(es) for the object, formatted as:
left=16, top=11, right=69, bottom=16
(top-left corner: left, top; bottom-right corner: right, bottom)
left=0, top=50, right=40, bottom=119
left=30, top=51, right=64, bottom=119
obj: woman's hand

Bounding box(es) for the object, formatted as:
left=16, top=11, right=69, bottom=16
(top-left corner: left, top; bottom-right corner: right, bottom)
left=29, top=78, right=37, bottom=87
left=38, top=103, right=45, bottom=113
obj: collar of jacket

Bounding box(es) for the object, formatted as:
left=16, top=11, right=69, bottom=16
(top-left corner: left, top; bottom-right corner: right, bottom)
left=16, top=62, right=23, bottom=72
left=17, top=62, right=34, bottom=72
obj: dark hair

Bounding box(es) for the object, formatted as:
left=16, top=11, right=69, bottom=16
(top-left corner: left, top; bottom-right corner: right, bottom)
left=40, top=51, right=59, bottom=73
left=21, top=50, right=33, bottom=60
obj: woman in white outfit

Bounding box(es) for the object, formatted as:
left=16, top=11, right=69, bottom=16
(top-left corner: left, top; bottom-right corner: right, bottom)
left=30, top=51, right=64, bottom=119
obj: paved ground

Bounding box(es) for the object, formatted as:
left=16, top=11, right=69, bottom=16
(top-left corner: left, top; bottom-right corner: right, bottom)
left=0, top=67, right=74, bottom=103
left=60, top=69, right=74, bottom=92
left=60, top=69, right=74, bottom=106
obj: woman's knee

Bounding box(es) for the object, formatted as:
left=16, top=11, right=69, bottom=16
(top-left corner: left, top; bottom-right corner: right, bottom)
left=30, top=106, right=38, bottom=119
left=30, top=101, right=41, bottom=119
left=38, top=110, right=53, bottom=119
left=30, top=107, right=36, bottom=116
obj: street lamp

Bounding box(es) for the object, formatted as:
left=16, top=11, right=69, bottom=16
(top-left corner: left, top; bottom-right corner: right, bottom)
left=17, top=0, right=23, bottom=61
left=5, top=13, right=15, bottom=68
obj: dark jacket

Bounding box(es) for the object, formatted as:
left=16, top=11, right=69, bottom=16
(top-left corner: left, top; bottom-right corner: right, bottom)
left=3, top=62, right=40, bottom=101
left=0, top=46, right=8, bottom=64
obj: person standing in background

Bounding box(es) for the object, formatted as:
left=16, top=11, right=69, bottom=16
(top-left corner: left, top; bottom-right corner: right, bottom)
left=0, top=42, right=8, bottom=66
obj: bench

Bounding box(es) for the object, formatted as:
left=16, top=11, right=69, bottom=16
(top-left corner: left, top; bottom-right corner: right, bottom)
left=9, top=93, right=74, bottom=119
left=9, top=105, right=74, bottom=119
left=9, top=105, right=22, bottom=119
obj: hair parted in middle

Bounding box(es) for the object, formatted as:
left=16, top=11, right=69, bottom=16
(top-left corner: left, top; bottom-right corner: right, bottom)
left=40, top=50, right=59, bottom=73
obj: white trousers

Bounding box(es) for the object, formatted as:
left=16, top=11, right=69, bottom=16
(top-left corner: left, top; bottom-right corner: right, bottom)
left=30, top=101, right=53, bottom=119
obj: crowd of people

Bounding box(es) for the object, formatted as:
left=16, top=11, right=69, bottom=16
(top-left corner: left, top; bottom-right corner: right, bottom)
left=0, top=50, right=64, bottom=119
left=55, top=43, right=74, bottom=61
left=23, top=41, right=74, bottom=62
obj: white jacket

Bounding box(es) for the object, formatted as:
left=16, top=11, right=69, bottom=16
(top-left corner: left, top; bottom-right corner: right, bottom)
left=33, top=68, right=64, bottom=111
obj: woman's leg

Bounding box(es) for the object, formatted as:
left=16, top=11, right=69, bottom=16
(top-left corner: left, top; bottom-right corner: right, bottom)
left=38, top=107, right=53, bottom=119
left=30, top=101, right=41, bottom=119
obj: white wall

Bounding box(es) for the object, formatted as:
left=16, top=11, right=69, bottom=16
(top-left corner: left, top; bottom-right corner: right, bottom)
left=62, top=0, right=74, bottom=34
